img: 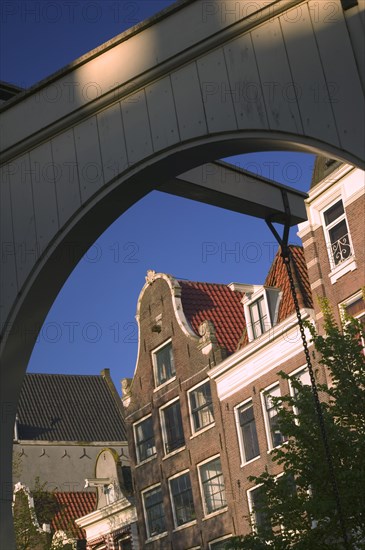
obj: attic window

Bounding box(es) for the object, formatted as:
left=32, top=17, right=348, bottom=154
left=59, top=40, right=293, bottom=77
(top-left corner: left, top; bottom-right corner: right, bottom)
left=243, top=287, right=281, bottom=342
left=249, top=297, right=268, bottom=339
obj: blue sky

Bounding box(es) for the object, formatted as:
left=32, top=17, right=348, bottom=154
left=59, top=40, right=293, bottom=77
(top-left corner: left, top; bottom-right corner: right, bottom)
left=1, top=0, right=316, bottom=392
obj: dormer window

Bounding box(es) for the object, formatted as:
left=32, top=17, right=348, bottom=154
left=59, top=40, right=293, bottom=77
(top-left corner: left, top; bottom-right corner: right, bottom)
left=242, top=287, right=281, bottom=342
left=249, top=297, right=268, bottom=339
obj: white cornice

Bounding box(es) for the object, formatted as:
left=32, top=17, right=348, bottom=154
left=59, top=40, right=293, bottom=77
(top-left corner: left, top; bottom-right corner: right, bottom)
left=209, top=309, right=315, bottom=401
left=306, top=164, right=354, bottom=204
left=76, top=497, right=135, bottom=528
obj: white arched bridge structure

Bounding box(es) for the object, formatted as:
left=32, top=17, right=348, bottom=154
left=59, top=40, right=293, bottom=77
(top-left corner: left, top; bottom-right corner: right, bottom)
left=1, top=0, right=364, bottom=545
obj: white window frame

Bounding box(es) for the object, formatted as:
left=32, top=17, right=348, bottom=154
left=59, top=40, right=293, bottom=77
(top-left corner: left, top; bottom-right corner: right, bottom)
left=141, top=483, right=167, bottom=541
left=197, top=454, right=227, bottom=518
left=289, top=366, right=311, bottom=420
left=261, top=382, right=286, bottom=451
left=320, top=196, right=355, bottom=280
left=340, top=290, right=365, bottom=351
left=340, top=290, right=365, bottom=322
left=234, top=398, right=260, bottom=466
left=152, top=339, right=176, bottom=389
left=168, top=469, right=196, bottom=530
left=133, top=413, right=156, bottom=465
left=243, top=289, right=273, bottom=342
left=208, top=535, right=233, bottom=549
left=188, top=378, right=215, bottom=436
left=159, top=396, right=185, bottom=457
left=247, top=483, right=269, bottom=535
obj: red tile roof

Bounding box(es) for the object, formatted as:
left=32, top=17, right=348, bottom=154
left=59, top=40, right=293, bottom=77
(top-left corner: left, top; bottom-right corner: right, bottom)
left=238, top=245, right=313, bottom=348
left=178, top=246, right=312, bottom=354
left=50, top=491, right=96, bottom=539
left=179, top=280, right=246, bottom=355
left=265, top=245, right=313, bottom=322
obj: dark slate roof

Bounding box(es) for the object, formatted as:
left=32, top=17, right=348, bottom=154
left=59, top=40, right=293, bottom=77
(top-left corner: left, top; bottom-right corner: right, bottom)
left=17, top=373, right=126, bottom=442
left=179, top=280, right=246, bottom=355
left=177, top=246, right=312, bottom=355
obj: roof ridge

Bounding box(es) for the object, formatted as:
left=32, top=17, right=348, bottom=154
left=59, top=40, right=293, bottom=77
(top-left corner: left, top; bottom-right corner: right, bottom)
left=178, top=278, right=237, bottom=288
left=26, top=372, right=102, bottom=378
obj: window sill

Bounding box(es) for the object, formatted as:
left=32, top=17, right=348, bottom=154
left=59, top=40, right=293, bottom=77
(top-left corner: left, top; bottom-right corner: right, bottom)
left=267, top=440, right=288, bottom=454
left=190, top=422, right=215, bottom=439
left=153, top=376, right=177, bottom=392
left=162, top=446, right=186, bottom=460
left=202, top=506, right=228, bottom=521
left=173, top=519, right=197, bottom=532
left=240, top=454, right=261, bottom=468
left=135, top=455, right=157, bottom=468
left=329, top=256, right=357, bottom=283
left=146, top=532, right=168, bottom=543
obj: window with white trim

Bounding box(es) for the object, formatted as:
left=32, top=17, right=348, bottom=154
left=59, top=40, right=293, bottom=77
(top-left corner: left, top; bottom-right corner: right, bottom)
left=323, top=199, right=352, bottom=268
left=153, top=340, right=175, bottom=387
left=160, top=399, right=185, bottom=455
left=247, top=485, right=271, bottom=537
left=199, top=456, right=227, bottom=515
left=116, top=536, right=132, bottom=550
left=142, top=484, right=166, bottom=539
left=209, top=535, right=232, bottom=549
left=262, top=384, right=286, bottom=449
left=289, top=367, right=311, bottom=418
left=243, top=287, right=280, bottom=342
left=134, top=415, right=156, bottom=463
left=343, top=294, right=365, bottom=342
left=249, top=296, right=268, bottom=339
left=188, top=380, right=214, bottom=433
left=169, top=471, right=196, bottom=527
left=235, top=400, right=260, bottom=463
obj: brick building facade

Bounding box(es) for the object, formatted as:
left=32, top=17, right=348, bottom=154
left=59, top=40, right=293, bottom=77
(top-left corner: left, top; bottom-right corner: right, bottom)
left=122, top=159, right=364, bottom=549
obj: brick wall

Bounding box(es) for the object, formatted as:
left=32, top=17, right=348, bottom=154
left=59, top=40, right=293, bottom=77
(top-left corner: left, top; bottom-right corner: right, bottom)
left=124, top=276, right=233, bottom=549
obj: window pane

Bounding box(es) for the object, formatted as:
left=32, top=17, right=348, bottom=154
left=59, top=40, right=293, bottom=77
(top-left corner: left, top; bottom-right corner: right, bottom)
left=135, top=417, right=156, bottom=462
left=250, top=297, right=267, bottom=338
left=143, top=486, right=166, bottom=538
left=200, top=457, right=226, bottom=514
left=329, top=220, right=351, bottom=265
left=292, top=368, right=311, bottom=394
left=250, top=486, right=271, bottom=536
left=155, top=343, right=175, bottom=386
left=324, top=200, right=344, bottom=225
left=170, top=473, right=195, bottom=526
left=210, top=540, right=230, bottom=550
left=264, top=386, right=285, bottom=448
left=163, top=401, right=185, bottom=454
left=190, top=382, right=214, bottom=432
left=238, top=403, right=260, bottom=462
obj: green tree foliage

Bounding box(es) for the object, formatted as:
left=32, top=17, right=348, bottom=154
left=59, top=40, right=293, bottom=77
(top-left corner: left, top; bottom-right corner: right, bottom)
left=227, top=302, right=365, bottom=550
left=13, top=484, right=51, bottom=550
left=13, top=477, right=75, bottom=549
